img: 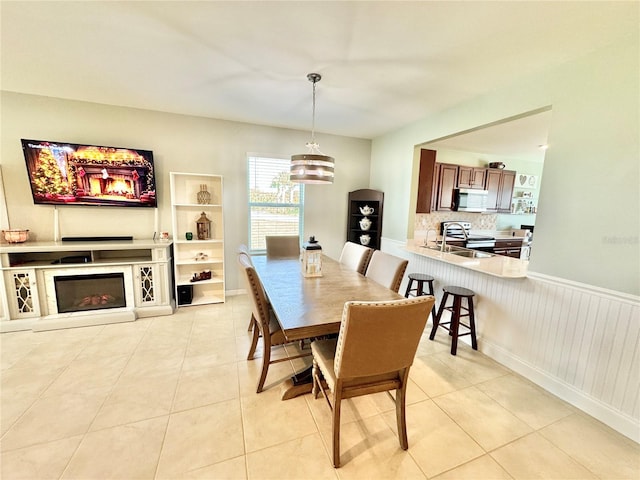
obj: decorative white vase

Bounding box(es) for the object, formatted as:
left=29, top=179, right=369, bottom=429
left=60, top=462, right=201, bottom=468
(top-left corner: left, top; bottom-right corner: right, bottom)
left=197, top=184, right=211, bottom=205
left=359, top=217, right=372, bottom=231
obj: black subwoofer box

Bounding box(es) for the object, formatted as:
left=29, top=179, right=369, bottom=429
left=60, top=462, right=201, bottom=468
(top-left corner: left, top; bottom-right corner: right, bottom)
left=177, top=285, right=193, bottom=305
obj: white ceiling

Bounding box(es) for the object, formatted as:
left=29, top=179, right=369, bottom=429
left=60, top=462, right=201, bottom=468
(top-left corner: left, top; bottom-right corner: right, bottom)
left=1, top=1, right=637, bottom=141
left=425, top=109, right=553, bottom=160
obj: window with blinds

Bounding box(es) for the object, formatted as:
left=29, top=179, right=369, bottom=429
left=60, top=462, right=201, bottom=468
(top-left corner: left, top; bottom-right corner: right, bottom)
left=247, top=155, right=304, bottom=252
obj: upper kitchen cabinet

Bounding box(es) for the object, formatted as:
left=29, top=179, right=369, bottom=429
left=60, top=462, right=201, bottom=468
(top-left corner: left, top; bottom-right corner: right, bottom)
left=416, top=149, right=480, bottom=212
left=457, top=166, right=486, bottom=190
left=416, top=148, right=517, bottom=213
left=434, top=163, right=459, bottom=211
left=485, top=168, right=516, bottom=213
left=416, top=149, right=437, bottom=213
left=415, top=149, right=457, bottom=213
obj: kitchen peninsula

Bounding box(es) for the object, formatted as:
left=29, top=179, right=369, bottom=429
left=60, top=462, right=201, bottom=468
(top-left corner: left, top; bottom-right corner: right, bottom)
left=404, top=240, right=528, bottom=278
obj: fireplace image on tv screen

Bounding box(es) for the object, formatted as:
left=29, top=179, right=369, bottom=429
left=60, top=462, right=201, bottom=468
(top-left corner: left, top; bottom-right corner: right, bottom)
left=21, top=139, right=157, bottom=207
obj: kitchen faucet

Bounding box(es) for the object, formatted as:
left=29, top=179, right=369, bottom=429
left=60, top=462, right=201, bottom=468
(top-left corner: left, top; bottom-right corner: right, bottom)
left=424, top=228, right=438, bottom=247
left=441, top=222, right=468, bottom=252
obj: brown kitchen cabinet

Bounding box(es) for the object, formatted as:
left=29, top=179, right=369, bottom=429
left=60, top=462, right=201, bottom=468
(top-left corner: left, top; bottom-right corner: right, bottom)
left=485, top=168, right=516, bottom=213
left=415, top=150, right=458, bottom=213
left=458, top=166, right=486, bottom=190
left=500, top=171, right=516, bottom=211
left=416, top=149, right=511, bottom=213
left=493, top=238, right=523, bottom=258
left=434, top=163, right=458, bottom=211
left=347, top=189, right=384, bottom=250
left=416, top=149, right=437, bottom=213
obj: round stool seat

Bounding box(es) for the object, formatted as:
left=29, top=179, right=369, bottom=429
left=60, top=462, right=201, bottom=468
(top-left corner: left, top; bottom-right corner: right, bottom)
left=442, top=285, right=475, bottom=297
left=408, top=273, right=434, bottom=282
left=404, top=273, right=437, bottom=321
left=405, top=273, right=436, bottom=298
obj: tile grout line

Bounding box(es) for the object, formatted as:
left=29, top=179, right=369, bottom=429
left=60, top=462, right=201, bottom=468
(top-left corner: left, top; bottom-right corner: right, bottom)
left=152, top=310, right=197, bottom=479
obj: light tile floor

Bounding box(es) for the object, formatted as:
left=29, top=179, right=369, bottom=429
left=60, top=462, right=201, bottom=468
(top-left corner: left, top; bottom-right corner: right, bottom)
left=1, top=295, right=638, bottom=479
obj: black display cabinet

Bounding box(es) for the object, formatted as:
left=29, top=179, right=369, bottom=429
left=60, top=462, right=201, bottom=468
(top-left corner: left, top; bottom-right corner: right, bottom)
left=347, top=189, right=384, bottom=250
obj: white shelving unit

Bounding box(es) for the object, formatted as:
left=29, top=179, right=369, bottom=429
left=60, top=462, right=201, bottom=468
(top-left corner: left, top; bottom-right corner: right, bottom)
left=170, top=172, right=225, bottom=307
left=511, top=187, right=538, bottom=215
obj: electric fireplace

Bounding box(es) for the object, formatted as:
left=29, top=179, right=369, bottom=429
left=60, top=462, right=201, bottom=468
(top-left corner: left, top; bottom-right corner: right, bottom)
left=54, top=273, right=126, bottom=313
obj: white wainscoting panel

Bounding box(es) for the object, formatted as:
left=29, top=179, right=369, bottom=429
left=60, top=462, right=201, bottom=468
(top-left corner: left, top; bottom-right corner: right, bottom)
left=382, top=237, right=640, bottom=442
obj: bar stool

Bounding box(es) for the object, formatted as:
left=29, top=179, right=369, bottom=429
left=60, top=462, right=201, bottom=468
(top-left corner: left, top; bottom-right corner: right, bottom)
left=404, top=273, right=437, bottom=321
left=429, top=286, right=477, bottom=355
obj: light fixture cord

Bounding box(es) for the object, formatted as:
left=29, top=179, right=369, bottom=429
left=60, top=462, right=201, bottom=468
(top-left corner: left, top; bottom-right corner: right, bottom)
left=310, top=80, right=317, bottom=145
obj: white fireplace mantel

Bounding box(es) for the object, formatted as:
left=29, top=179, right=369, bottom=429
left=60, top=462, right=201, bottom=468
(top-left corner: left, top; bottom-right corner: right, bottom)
left=0, top=239, right=174, bottom=332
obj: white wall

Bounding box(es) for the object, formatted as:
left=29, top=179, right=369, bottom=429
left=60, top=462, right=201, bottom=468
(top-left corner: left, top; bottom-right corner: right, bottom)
left=0, top=92, right=372, bottom=291
left=371, top=35, right=639, bottom=295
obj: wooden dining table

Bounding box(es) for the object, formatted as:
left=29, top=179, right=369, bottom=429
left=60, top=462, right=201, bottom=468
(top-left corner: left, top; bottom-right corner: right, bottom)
left=252, top=254, right=404, bottom=398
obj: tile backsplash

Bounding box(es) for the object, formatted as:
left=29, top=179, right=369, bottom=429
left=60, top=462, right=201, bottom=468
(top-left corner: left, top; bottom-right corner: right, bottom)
left=414, top=212, right=497, bottom=243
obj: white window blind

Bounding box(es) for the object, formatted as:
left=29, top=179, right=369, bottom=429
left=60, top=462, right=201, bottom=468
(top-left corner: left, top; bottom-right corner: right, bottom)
left=247, top=155, right=304, bottom=252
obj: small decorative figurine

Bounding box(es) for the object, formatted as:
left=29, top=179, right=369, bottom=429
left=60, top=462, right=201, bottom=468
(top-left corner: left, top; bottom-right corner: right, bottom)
left=190, top=270, right=213, bottom=282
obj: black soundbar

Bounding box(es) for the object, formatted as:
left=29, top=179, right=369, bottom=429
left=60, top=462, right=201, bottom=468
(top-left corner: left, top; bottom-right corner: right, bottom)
left=61, top=236, right=133, bottom=242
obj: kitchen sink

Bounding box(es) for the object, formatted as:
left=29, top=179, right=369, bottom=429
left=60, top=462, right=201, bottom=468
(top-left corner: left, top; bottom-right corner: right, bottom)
left=421, top=244, right=467, bottom=253
left=421, top=243, right=494, bottom=258
left=449, top=250, right=494, bottom=259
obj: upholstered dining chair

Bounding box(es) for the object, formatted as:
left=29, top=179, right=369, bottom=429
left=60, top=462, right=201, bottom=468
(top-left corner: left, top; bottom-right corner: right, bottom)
left=237, top=254, right=310, bottom=393
left=311, top=296, right=435, bottom=467
left=364, top=250, right=409, bottom=292
left=338, top=241, right=373, bottom=275
left=237, top=245, right=258, bottom=331
left=265, top=235, right=300, bottom=258
left=238, top=243, right=252, bottom=260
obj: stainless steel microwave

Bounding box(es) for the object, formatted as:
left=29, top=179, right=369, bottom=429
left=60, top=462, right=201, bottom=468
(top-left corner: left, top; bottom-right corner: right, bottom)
left=455, top=188, right=489, bottom=212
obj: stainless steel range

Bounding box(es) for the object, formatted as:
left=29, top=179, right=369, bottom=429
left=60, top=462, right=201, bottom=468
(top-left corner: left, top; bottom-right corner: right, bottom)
left=440, top=221, right=496, bottom=249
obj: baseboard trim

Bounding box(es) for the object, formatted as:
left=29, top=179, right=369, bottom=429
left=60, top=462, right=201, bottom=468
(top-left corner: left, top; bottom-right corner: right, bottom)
left=136, top=304, right=174, bottom=318
left=481, top=340, right=640, bottom=444
left=32, top=309, right=137, bottom=332
left=225, top=289, right=246, bottom=297
left=0, top=318, right=36, bottom=333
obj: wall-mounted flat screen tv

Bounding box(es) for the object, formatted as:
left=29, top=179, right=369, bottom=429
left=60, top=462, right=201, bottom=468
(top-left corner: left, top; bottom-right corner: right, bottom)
left=21, top=139, right=157, bottom=208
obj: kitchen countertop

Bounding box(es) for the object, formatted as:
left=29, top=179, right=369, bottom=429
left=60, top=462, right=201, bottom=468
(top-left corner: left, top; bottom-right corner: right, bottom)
left=404, top=240, right=528, bottom=279
left=493, top=234, right=526, bottom=240
left=472, top=230, right=527, bottom=241
left=425, top=230, right=528, bottom=242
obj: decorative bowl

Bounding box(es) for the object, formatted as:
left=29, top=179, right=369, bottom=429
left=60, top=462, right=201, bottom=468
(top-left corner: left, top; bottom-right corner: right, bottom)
left=489, top=162, right=505, bottom=169
left=2, top=229, right=29, bottom=243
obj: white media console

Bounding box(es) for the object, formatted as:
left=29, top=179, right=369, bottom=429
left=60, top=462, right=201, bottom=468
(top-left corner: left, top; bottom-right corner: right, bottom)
left=0, top=239, right=174, bottom=332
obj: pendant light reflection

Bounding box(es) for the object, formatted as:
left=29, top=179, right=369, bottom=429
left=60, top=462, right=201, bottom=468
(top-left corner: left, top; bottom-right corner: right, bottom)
left=290, top=73, right=335, bottom=184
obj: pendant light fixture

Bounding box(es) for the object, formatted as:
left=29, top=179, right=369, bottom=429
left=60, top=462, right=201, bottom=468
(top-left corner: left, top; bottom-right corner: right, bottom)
left=290, top=73, right=335, bottom=184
